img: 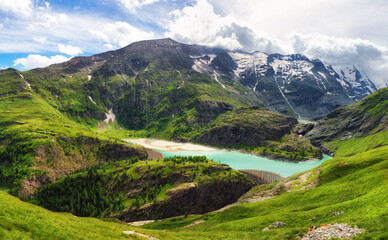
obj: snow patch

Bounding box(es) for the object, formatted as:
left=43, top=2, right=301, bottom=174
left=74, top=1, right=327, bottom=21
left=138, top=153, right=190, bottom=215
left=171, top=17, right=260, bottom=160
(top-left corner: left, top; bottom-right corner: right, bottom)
left=332, top=65, right=377, bottom=97
left=213, top=72, right=226, bottom=89
left=318, top=71, right=327, bottom=80
left=19, top=73, right=31, bottom=89
left=273, top=75, right=301, bottom=120
left=228, top=52, right=268, bottom=77
left=88, top=96, right=97, bottom=105
left=104, top=109, right=116, bottom=124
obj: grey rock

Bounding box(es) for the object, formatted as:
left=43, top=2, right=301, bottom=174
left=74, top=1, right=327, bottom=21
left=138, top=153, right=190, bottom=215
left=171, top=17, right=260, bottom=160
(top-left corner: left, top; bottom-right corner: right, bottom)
left=331, top=211, right=344, bottom=216
left=269, top=221, right=287, bottom=228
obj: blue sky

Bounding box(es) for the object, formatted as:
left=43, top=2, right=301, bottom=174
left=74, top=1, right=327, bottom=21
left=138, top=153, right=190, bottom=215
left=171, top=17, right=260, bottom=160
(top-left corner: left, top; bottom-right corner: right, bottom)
left=1, top=0, right=388, bottom=87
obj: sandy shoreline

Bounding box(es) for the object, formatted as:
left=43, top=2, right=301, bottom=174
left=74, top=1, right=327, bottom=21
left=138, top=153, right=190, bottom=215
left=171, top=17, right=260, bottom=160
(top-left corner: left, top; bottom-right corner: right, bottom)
left=124, top=138, right=218, bottom=152
left=124, top=138, right=329, bottom=163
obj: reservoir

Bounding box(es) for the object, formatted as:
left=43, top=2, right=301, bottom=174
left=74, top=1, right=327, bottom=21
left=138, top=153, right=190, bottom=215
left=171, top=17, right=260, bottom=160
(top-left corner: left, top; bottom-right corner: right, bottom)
left=126, top=139, right=332, bottom=177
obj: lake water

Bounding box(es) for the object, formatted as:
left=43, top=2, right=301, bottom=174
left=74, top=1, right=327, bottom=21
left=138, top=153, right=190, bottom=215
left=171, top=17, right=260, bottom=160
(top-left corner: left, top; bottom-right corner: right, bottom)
left=157, top=150, right=332, bottom=177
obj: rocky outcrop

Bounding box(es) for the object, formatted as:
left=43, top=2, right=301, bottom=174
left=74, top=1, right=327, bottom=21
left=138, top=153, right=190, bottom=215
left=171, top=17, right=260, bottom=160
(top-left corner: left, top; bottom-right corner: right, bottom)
left=195, top=106, right=298, bottom=146
left=117, top=180, right=253, bottom=222
left=194, top=100, right=234, bottom=125
left=17, top=136, right=147, bottom=197
left=305, top=88, right=388, bottom=146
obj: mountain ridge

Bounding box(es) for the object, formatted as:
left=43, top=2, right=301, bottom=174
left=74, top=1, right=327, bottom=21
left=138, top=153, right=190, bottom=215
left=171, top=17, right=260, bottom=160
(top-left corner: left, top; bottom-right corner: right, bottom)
left=38, top=38, right=377, bottom=122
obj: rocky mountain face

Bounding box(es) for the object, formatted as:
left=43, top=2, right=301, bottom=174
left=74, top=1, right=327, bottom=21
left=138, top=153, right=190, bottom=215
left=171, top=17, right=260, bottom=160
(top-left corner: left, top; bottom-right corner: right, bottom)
left=227, top=52, right=377, bottom=120
left=194, top=106, right=321, bottom=161
left=305, top=87, right=388, bottom=146
left=195, top=106, right=298, bottom=146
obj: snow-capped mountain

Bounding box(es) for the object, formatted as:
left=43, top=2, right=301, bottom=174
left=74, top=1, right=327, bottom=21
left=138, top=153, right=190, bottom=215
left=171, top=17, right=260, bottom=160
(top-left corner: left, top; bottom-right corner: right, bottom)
left=208, top=51, right=377, bottom=120
left=87, top=38, right=376, bottom=121
left=331, top=65, right=377, bottom=101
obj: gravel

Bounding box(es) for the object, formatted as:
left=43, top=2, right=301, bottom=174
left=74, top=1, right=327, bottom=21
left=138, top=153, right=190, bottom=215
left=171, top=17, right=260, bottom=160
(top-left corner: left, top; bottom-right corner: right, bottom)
left=300, top=223, right=365, bottom=240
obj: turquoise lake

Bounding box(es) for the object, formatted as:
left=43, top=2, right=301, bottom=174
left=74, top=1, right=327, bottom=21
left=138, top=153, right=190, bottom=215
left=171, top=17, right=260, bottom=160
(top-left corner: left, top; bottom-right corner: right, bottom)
left=157, top=150, right=332, bottom=177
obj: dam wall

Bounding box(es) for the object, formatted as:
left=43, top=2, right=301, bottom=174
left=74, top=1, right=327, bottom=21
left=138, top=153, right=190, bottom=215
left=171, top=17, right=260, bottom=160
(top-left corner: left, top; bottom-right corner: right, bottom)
left=239, top=169, right=284, bottom=184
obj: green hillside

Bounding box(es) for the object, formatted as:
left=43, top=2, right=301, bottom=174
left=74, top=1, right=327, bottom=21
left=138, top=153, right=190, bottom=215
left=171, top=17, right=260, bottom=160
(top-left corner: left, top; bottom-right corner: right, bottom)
left=0, top=38, right=387, bottom=240
left=0, top=69, right=147, bottom=195
left=0, top=189, right=154, bottom=240
left=140, top=146, right=388, bottom=239
left=33, top=156, right=254, bottom=221
left=1, top=145, right=387, bottom=239
left=306, top=88, right=388, bottom=157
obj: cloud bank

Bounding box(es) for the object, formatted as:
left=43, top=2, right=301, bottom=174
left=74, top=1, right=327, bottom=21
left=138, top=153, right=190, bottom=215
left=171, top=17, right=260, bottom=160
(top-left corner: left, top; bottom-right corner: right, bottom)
left=164, top=0, right=388, bottom=88
left=14, top=54, right=69, bottom=69
left=1, top=0, right=387, bottom=87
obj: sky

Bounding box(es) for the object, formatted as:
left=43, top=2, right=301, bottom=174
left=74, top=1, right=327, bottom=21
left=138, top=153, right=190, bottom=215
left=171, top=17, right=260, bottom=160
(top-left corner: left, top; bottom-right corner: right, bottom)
left=0, top=0, right=387, bottom=88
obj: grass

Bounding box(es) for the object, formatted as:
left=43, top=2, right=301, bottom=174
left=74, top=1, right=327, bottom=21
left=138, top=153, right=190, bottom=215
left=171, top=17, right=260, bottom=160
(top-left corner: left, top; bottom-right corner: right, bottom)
left=32, top=156, right=253, bottom=219
left=0, top=190, right=157, bottom=240
left=0, top=69, right=146, bottom=193
left=1, top=62, right=387, bottom=239
left=138, top=145, right=388, bottom=239
left=327, top=129, right=388, bottom=157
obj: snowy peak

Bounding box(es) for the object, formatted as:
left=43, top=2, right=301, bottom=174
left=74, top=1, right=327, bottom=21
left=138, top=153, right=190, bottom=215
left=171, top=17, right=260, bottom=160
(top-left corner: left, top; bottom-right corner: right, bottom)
left=332, top=65, right=377, bottom=100
left=225, top=50, right=377, bottom=119
left=229, top=51, right=376, bottom=100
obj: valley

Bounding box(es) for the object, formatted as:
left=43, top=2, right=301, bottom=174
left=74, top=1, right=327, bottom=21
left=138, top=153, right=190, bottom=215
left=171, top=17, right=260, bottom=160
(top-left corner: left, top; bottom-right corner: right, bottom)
left=0, top=38, right=387, bottom=240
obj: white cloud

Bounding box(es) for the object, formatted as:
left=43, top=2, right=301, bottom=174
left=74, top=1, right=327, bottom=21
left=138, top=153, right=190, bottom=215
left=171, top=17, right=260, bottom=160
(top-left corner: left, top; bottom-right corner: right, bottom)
left=89, top=21, right=154, bottom=49
left=33, top=36, right=47, bottom=44
left=164, top=0, right=243, bottom=51
left=0, top=2, right=156, bottom=55
left=164, top=0, right=388, bottom=88
left=117, top=0, right=160, bottom=13
left=58, top=44, right=83, bottom=56
left=13, top=54, right=69, bottom=69
left=0, top=0, right=33, bottom=16
left=287, top=33, right=388, bottom=88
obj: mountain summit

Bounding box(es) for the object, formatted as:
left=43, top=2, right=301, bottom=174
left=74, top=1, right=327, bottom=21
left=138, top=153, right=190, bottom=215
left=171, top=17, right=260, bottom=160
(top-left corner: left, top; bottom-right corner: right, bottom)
left=50, top=38, right=376, bottom=121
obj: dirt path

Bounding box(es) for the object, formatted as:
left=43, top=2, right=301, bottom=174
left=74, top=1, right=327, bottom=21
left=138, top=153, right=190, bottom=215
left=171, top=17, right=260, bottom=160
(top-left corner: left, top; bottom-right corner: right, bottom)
left=184, top=220, right=205, bottom=228
left=128, top=220, right=155, bottom=226
left=122, top=230, right=159, bottom=240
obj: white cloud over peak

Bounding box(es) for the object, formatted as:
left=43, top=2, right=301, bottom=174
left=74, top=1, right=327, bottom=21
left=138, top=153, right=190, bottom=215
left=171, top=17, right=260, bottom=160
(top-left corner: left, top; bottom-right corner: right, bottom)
left=13, top=54, right=69, bottom=69
left=117, top=0, right=160, bottom=13
left=287, top=33, right=388, bottom=88
left=164, top=0, right=388, bottom=88
left=0, top=0, right=33, bottom=16
left=58, top=44, right=83, bottom=56
left=89, top=21, right=154, bottom=50
left=165, top=0, right=243, bottom=50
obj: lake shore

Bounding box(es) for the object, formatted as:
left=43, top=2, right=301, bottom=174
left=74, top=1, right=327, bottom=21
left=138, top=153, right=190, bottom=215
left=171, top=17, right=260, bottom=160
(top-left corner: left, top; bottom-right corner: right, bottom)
left=125, top=138, right=327, bottom=163
left=124, top=138, right=218, bottom=152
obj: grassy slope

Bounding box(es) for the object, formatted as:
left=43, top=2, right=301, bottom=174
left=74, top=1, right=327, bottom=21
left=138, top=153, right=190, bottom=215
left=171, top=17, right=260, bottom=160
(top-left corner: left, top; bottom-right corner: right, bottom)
left=33, top=156, right=253, bottom=219
left=0, top=190, right=155, bottom=240
left=141, top=146, right=388, bottom=239
left=316, top=88, right=388, bottom=157
left=0, top=69, right=146, bottom=193
left=0, top=142, right=386, bottom=240
left=327, top=129, right=388, bottom=157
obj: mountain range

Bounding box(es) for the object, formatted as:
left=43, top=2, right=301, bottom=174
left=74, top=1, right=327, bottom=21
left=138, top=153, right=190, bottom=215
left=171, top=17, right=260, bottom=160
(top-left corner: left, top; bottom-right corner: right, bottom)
left=0, top=38, right=387, bottom=240
left=52, top=38, right=377, bottom=122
